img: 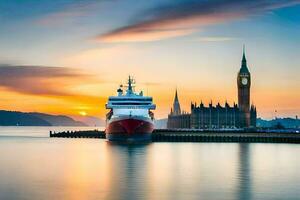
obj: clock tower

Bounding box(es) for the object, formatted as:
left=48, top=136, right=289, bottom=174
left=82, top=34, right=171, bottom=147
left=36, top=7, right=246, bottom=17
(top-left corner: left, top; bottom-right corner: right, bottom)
left=237, top=46, right=251, bottom=127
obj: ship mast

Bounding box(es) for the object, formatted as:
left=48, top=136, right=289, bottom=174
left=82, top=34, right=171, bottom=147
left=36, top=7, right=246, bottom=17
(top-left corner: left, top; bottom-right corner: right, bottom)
left=127, top=75, right=135, bottom=95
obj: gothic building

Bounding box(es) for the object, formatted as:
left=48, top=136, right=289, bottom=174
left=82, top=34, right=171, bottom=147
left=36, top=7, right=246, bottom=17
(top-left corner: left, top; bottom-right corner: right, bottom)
left=167, top=89, right=191, bottom=129
left=190, top=101, right=240, bottom=129
left=167, top=47, right=257, bottom=129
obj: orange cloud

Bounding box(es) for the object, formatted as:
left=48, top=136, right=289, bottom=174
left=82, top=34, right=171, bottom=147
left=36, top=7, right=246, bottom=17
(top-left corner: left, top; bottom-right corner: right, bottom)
left=0, top=65, right=108, bottom=116
left=97, top=12, right=242, bottom=42
left=195, top=37, right=237, bottom=42
left=0, top=90, right=107, bottom=117
left=99, top=28, right=195, bottom=43
left=0, top=65, right=98, bottom=96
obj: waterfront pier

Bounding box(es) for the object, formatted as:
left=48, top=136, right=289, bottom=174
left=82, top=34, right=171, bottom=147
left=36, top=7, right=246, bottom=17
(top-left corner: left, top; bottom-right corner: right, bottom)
left=50, top=130, right=106, bottom=139
left=50, top=129, right=300, bottom=143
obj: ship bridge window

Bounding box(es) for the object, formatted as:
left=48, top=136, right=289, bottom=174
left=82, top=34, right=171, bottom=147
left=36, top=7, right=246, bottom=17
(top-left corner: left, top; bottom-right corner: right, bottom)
left=111, top=102, right=151, bottom=105
left=109, top=98, right=152, bottom=101
left=113, top=108, right=149, bottom=117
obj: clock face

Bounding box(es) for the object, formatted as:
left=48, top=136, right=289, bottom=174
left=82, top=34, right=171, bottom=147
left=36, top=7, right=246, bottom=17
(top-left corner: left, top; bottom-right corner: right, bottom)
left=241, top=77, right=248, bottom=85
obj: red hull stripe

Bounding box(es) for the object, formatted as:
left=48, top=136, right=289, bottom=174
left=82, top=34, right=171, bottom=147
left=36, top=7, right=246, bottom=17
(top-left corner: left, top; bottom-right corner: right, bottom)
left=106, top=118, right=154, bottom=135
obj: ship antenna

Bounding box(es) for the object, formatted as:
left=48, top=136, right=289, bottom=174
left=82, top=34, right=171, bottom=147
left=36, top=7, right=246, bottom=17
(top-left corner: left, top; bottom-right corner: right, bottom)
left=128, top=75, right=132, bottom=92
left=127, top=75, right=135, bottom=94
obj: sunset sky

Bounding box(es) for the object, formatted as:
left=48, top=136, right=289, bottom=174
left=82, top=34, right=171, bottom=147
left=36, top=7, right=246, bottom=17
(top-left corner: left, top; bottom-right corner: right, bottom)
left=0, top=0, right=299, bottom=119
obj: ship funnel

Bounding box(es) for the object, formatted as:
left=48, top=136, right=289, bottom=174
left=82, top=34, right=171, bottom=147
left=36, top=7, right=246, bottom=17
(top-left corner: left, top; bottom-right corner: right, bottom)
left=117, top=85, right=123, bottom=96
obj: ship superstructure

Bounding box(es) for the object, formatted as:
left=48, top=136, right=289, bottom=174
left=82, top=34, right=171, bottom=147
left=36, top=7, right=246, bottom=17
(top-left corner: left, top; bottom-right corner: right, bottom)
left=105, top=76, right=156, bottom=141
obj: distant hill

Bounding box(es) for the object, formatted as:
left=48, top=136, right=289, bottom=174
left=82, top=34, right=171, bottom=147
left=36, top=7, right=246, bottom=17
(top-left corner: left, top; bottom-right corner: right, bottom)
left=0, top=110, right=87, bottom=126
left=1, top=110, right=298, bottom=129
left=257, top=118, right=300, bottom=129
left=71, top=115, right=105, bottom=127
left=0, top=110, right=51, bottom=126
left=155, top=118, right=167, bottom=129
left=30, top=112, right=86, bottom=126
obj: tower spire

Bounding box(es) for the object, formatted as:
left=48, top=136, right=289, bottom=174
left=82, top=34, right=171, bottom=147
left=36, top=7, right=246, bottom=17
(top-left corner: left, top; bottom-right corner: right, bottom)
left=172, top=88, right=181, bottom=115
left=175, top=88, right=179, bottom=102
left=242, top=44, right=246, bottom=61
left=240, top=45, right=249, bottom=73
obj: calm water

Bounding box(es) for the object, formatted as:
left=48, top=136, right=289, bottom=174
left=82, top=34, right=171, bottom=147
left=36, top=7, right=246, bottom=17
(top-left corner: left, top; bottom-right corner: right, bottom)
left=0, top=127, right=300, bottom=200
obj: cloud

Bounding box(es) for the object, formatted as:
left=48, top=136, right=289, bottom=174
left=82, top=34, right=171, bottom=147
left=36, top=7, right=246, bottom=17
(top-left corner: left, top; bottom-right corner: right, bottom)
left=195, top=36, right=237, bottom=42
left=0, top=65, right=96, bottom=97
left=36, top=0, right=113, bottom=26
left=96, top=0, right=300, bottom=42
left=98, top=28, right=195, bottom=43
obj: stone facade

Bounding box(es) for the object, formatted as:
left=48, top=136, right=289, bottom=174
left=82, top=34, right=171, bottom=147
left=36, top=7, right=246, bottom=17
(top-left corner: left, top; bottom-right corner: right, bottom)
left=190, top=102, right=256, bottom=129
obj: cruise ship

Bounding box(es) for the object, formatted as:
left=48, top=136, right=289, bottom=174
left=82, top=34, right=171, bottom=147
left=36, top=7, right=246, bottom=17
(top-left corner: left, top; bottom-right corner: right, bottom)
left=105, top=76, right=156, bottom=142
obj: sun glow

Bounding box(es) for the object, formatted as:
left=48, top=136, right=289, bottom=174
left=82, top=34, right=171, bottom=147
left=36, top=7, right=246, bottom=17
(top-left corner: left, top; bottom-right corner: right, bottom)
left=79, top=111, right=87, bottom=116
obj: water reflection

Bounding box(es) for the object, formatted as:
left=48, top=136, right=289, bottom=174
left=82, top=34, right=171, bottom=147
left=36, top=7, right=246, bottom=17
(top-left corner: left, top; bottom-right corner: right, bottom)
left=105, top=142, right=151, bottom=200
left=1, top=131, right=300, bottom=200
left=105, top=142, right=253, bottom=200
left=237, top=143, right=252, bottom=200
